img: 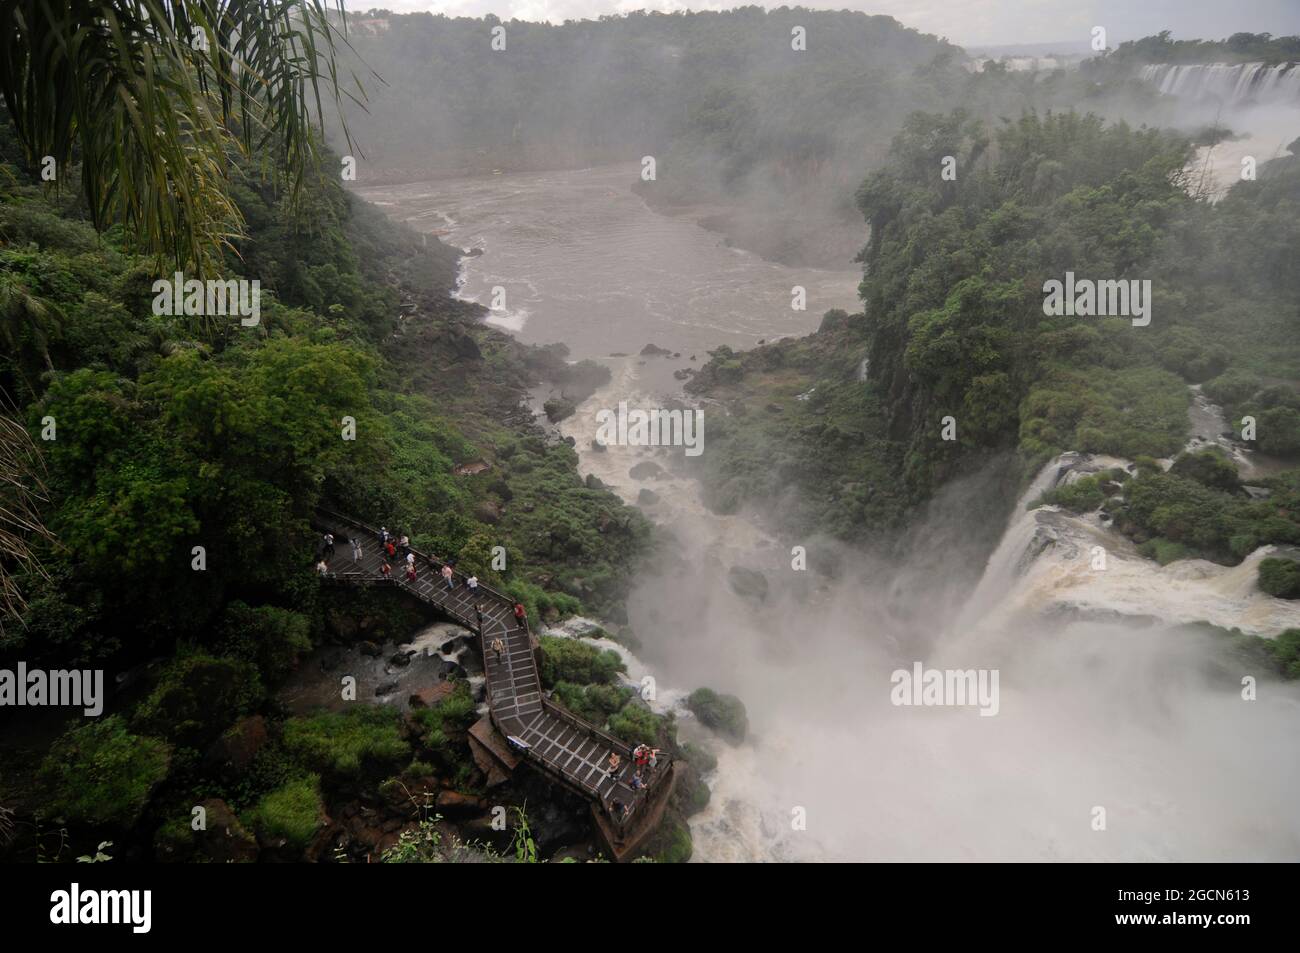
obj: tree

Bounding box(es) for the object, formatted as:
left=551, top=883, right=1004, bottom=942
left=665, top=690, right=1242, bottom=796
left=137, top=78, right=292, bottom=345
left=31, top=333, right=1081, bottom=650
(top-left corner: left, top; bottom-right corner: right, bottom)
left=0, top=1, right=369, bottom=271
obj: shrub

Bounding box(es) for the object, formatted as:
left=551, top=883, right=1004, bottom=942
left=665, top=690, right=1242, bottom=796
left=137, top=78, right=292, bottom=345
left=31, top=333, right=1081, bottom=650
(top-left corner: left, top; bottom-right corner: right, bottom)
left=686, top=688, right=749, bottom=744
left=1034, top=475, right=1104, bottom=513
left=1258, top=558, right=1300, bottom=599
left=132, top=651, right=262, bottom=746
left=606, top=701, right=662, bottom=747
left=219, top=602, right=313, bottom=683
left=538, top=635, right=626, bottom=688
left=1271, top=629, right=1300, bottom=679
left=39, top=716, right=171, bottom=828
left=1169, top=450, right=1240, bottom=492
left=248, top=775, right=323, bottom=851
left=282, top=707, right=409, bottom=782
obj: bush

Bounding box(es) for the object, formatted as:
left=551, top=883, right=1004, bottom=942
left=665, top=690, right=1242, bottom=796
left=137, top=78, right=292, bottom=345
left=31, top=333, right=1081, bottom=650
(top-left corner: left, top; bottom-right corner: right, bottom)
left=1034, top=475, right=1105, bottom=513
left=219, top=602, right=313, bottom=683
left=409, top=682, right=478, bottom=757
left=282, top=707, right=409, bottom=782
left=132, top=652, right=262, bottom=746
left=1271, top=629, right=1300, bottom=678
left=1138, top=538, right=1189, bottom=565
left=1258, top=558, right=1300, bottom=599
left=538, top=635, right=626, bottom=688
left=1169, top=450, right=1240, bottom=492
left=248, top=775, right=323, bottom=851
left=606, top=701, right=662, bottom=747
left=686, top=688, right=748, bottom=744
left=39, top=716, right=172, bottom=828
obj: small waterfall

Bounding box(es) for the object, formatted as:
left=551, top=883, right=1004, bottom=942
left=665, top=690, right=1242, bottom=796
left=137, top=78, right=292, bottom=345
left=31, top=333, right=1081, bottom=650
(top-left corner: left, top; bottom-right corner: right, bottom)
left=1139, top=62, right=1300, bottom=105
left=951, top=453, right=1079, bottom=632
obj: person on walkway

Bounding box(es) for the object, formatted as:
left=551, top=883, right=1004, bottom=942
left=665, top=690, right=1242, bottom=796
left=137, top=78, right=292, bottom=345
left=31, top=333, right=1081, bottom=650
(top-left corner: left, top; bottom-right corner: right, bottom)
left=513, top=602, right=528, bottom=632
left=475, top=603, right=485, bottom=633
left=441, top=564, right=455, bottom=590
left=323, top=532, right=335, bottom=561
left=630, top=771, right=645, bottom=792
left=490, top=636, right=505, bottom=663
left=634, top=744, right=649, bottom=771
left=466, top=574, right=479, bottom=592
left=405, top=565, right=418, bottom=583
left=606, top=751, right=621, bottom=780
left=611, top=799, right=626, bottom=823
left=316, top=559, right=329, bottom=576
left=405, top=552, right=416, bottom=572
left=399, top=534, right=410, bottom=558
left=385, top=539, right=396, bottom=561
left=380, top=526, right=390, bottom=546
left=380, top=561, right=392, bottom=579
left=351, top=536, right=362, bottom=563
left=648, top=748, right=660, bottom=770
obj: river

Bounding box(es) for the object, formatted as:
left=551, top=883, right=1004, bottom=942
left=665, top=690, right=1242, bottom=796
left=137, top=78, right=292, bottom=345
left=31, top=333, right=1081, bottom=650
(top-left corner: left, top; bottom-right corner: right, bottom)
left=357, top=166, right=1300, bottom=863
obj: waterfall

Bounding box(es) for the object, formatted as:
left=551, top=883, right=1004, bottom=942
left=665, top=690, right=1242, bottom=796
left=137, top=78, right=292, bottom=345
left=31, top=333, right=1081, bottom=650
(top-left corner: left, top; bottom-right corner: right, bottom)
left=1138, top=62, right=1300, bottom=105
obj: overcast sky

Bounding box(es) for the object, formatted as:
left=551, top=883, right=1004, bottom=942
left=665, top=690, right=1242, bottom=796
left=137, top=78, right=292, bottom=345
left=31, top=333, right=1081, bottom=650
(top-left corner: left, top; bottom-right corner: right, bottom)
left=342, top=0, right=1300, bottom=48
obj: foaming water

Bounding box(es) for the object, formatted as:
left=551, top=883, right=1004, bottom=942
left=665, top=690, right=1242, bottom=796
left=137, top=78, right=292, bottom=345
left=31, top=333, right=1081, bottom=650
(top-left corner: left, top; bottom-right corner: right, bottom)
left=362, top=169, right=1300, bottom=862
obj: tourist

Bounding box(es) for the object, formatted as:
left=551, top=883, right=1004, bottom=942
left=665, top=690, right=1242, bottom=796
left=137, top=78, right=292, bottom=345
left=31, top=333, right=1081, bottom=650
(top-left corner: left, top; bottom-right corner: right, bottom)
left=323, top=532, right=335, bottom=560
left=475, top=603, right=485, bottom=632
left=385, top=539, right=396, bottom=561
left=634, top=744, right=649, bottom=770
left=611, top=799, right=626, bottom=822
left=513, top=602, right=528, bottom=632
left=648, top=748, right=660, bottom=770
left=405, top=565, right=417, bottom=583
left=316, top=559, right=328, bottom=576
left=630, top=771, right=645, bottom=792
left=406, top=552, right=416, bottom=571
left=441, top=564, right=455, bottom=590
left=399, top=534, right=410, bottom=558
left=606, top=752, right=621, bottom=779
left=466, top=574, right=479, bottom=591
left=490, top=637, right=505, bottom=662
left=380, top=526, right=389, bottom=545
left=351, top=536, right=362, bottom=563
left=380, top=561, right=392, bottom=579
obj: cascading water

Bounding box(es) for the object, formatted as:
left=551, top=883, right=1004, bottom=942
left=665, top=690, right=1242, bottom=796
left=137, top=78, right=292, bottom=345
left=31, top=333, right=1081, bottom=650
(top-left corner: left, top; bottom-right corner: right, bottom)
left=1139, top=62, right=1300, bottom=105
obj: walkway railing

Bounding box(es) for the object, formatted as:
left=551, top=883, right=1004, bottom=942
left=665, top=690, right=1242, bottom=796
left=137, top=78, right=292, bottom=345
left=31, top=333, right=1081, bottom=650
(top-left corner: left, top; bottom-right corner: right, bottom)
left=314, top=507, right=671, bottom=826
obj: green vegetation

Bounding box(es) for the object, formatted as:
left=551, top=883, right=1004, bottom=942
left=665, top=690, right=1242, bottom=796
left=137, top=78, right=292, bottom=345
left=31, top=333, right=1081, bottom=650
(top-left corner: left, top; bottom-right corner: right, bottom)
left=38, top=717, right=172, bottom=828
left=686, top=688, right=749, bottom=744
left=538, top=635, right=626, bottom=688
left=1258, top=559, right=1300, bottom=599
left=1112, top=464, right=1300, bottom=565
left=690, top=107, right=1300, bottom=540
left=247, top=775, right=325, bottom=853
left=282, top=708, right=410, bottom=783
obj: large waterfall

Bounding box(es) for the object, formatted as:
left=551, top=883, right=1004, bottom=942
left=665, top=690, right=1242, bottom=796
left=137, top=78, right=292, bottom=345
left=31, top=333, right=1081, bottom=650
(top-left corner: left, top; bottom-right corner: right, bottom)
left=1139, top=62, right=1300, bottom=104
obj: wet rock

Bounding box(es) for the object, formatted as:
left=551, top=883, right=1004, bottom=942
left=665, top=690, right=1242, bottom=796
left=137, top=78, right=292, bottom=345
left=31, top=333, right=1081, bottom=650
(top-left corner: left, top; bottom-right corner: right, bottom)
left=585, top=474, right=606, bottom=490
left=435, top=790, right=487, bottom=817
left=375, top=680, right=400, bottom=697
left=640, top=343, right=672, bottom=357
left=390, top=652, right=412, bottom=668
left=409, top=682, right=455, bottom=709
left=204, top=715, right=268, bottom=776
left=359, top=641, right=382, bottom=658
left=637, top=488, right=660, bottom=506
left=629, top=460, right=666, bottom=480
left=590, top=439, right=607, bottom=453
left=727, top=566, right=769, bottom=604
left=195, top=799, right=259, bottom=863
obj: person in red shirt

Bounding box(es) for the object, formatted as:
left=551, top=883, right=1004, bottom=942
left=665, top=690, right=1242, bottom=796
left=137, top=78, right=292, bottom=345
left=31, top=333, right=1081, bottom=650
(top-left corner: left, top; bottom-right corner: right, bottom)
left=513, top=602, right=528, bottom=631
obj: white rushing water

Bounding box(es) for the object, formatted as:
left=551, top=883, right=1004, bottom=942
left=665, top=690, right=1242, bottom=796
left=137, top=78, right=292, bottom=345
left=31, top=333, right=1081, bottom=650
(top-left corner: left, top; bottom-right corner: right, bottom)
left=1140, top=63, right=1300, bottom=105
left=364, top=166, right=1300, bottom=862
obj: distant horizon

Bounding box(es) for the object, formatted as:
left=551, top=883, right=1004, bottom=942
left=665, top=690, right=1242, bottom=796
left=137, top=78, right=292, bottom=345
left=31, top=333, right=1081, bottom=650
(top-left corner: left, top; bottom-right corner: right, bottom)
left=340, top=1, right=1300, bottom=49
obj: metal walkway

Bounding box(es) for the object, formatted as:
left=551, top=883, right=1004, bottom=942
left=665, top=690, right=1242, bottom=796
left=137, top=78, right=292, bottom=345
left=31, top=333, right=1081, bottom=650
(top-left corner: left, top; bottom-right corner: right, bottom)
left=314, top=509, right=669, bottom=827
